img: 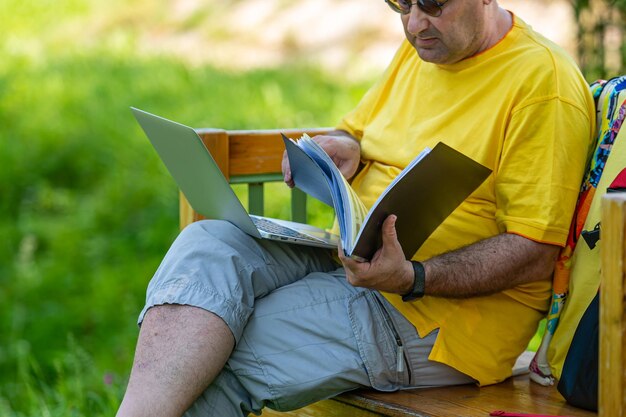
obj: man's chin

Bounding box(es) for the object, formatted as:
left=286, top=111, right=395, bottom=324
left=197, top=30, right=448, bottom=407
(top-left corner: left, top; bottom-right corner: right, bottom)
left=414, top=46, right=447, bottom=64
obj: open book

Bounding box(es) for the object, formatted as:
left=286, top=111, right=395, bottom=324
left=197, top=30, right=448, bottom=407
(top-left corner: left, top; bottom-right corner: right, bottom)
left=283, top=134, right=491, bottom=261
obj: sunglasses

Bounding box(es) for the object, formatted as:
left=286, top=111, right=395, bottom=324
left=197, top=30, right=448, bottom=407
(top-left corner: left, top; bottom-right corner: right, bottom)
left=385, top=0, right=449, bottom=17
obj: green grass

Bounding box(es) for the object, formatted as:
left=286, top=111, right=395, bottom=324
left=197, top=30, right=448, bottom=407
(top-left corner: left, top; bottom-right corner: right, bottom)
left=0, top=55, right=368, bottom=417
left=0, top=53, right=369, bottom=415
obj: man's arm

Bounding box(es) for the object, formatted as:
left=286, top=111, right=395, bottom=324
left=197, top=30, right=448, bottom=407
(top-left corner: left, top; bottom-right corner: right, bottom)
left=282, top=130, right=360, bottom=187
left=422, top=232, right=559, bottom=298
left=339, top=215, right=560, bottom=298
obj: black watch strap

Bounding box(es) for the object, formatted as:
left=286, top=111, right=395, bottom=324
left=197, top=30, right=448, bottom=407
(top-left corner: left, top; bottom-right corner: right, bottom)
left=402, top=261, right=425, bottom=302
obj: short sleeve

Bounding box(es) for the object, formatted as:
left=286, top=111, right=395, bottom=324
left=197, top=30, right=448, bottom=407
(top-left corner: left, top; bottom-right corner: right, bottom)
left=495, top=97, right=593, bottom=245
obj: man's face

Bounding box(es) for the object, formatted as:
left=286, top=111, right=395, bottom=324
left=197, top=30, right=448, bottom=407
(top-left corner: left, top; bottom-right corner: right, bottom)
left=401, top=0, right=488, bottom=65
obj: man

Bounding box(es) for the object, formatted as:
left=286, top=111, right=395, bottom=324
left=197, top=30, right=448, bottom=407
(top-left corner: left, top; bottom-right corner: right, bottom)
left=117, top=0, right=595, bottom=416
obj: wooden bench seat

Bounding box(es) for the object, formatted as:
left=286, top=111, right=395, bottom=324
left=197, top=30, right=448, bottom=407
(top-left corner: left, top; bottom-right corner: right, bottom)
left=337, top=376, right=595, bottom=417
left=262, top=374, right=595, bottom=417
left=259, top=353, right=595, bottom=417
left=179, top=128, right=624, bottom=417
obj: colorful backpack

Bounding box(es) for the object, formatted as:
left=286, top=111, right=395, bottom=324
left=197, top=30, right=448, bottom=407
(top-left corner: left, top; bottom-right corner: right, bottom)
left=556, top=169, right=626, bottom=410
left=529, top=76, right=626, bottom=407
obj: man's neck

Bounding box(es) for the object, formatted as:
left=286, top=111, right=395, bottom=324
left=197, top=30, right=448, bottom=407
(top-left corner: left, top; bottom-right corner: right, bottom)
left=484, top=7, right=513, bottom=51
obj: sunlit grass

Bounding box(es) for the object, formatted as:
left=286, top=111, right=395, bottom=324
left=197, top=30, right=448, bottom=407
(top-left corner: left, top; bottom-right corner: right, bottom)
left=0, top=337, right=124, bottom=417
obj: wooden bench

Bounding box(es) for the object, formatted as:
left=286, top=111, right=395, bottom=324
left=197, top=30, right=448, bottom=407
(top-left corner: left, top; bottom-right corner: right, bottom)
left=179, top=128, right=625, bottom=417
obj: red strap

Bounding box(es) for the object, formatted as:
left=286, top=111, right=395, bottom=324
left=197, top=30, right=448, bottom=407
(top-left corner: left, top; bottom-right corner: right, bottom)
left=608, top=167, right=626, bottom=189
left=490, top=411, right=576, bottom=417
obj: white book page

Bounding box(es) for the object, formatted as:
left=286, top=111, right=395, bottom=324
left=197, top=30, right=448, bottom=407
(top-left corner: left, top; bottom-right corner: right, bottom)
left=296, top=135, right=368, bottom=251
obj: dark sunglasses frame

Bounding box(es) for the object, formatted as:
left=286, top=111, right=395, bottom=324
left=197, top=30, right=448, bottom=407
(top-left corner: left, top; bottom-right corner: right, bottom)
left=385, top=0, right=448, bottom=17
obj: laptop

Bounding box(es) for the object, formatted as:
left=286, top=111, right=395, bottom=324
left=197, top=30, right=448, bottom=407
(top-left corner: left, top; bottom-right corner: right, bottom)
left=131, top=107, right=338, bottom=249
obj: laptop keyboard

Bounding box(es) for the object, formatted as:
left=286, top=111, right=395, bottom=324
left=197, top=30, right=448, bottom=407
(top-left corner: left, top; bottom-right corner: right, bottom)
left=251, top=217, right=322, bottom=242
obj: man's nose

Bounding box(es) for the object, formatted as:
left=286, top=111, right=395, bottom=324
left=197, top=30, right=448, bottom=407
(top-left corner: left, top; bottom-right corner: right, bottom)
left=406, top=5, right=429, bottom=35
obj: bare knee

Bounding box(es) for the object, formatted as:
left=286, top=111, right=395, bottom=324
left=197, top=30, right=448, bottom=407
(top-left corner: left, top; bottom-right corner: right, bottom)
left=139, top=304, right=235, bottom=354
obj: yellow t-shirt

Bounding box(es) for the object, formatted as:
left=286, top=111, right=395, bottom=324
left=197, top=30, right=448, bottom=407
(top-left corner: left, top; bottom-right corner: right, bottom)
left=336, top=16, right=595, bottom=385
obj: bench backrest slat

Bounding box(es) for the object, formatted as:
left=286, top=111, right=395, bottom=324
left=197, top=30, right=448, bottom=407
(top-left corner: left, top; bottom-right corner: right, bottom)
left=179, top=128, right=332, bottom=229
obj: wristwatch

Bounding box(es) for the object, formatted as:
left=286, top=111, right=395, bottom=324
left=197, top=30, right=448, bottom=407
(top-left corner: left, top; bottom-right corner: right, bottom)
left=402, top=261, right=425, bottom=302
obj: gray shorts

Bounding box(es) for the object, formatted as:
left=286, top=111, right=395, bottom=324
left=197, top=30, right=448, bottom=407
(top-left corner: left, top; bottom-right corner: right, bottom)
left=139, top=220, right=473, bottom=416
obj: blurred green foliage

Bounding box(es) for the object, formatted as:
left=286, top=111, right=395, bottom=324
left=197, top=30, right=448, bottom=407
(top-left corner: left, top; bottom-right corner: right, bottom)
left=573, top=0, right=626, bottom=79
left=0, top=1, right=370, bottom=415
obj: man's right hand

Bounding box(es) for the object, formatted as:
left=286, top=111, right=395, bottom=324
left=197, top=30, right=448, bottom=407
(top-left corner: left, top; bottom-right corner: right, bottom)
left=282, top=130, right=361, bottom=188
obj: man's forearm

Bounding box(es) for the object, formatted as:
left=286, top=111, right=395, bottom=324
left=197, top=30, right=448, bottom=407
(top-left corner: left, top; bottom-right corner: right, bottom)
left=422, top=233, right=560, bottom=298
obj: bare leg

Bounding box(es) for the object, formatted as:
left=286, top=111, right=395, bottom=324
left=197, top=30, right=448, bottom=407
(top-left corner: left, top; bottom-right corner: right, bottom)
left=116, top=305, right=235, bottom=417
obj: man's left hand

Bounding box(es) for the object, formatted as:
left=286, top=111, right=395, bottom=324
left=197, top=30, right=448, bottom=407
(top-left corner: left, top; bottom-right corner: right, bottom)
left=338, top=215, right=414, bottom=294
